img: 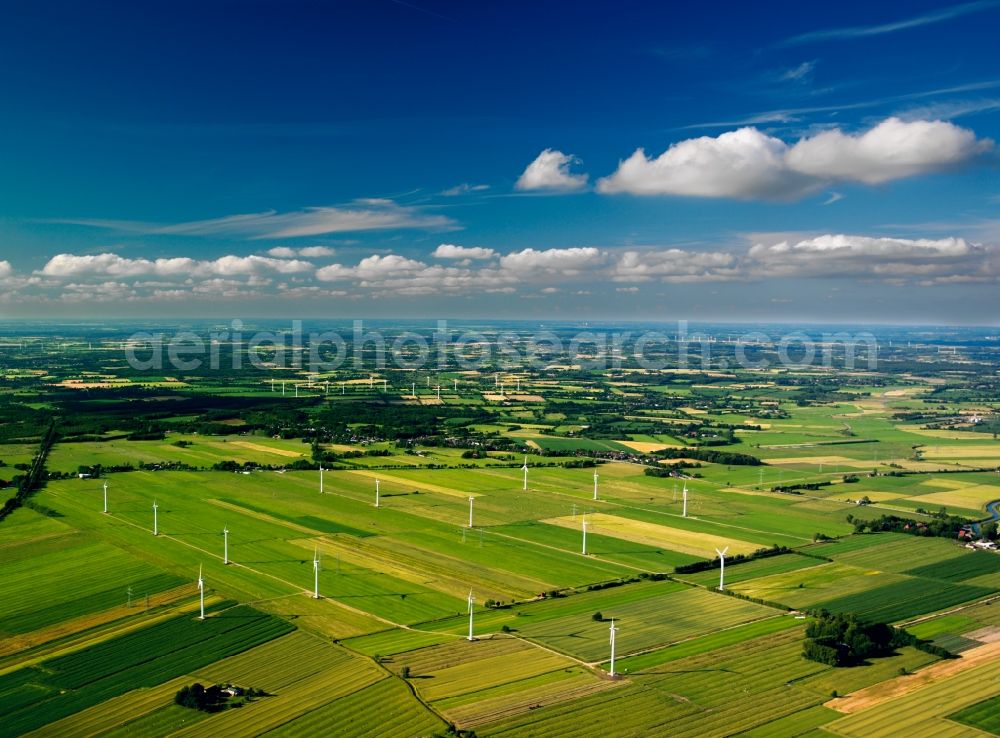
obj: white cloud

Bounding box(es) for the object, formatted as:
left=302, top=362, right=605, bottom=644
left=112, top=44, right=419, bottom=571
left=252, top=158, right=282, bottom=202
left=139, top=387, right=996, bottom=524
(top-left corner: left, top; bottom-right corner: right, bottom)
left=441, top=183, right=490, bottom=196
left=53, top=200, right=457, bottom=239
left=268, top=245, right=335, bottom=258
left=40, top=252, right=313, bottom=279
left=786, top=117, right=990, bottom=184
left=432, top=243, right=497, bottom=260
left=499, top=247, right=604, bottom=275
left=612, top=249, right=740, bottom=283
left=0, top=261, right=12, bottom=279
left=297, top=246, right=336, bottom=257
left=747, top=233, right=997, bottom=282
left=597, top=117, right=992, bottom=200
left=515, top=149, right=589, bottom=192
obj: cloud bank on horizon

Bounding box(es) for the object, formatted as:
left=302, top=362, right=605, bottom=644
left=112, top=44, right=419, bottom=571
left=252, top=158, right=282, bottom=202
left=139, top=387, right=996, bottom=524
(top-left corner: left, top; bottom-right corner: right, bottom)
left=2, top=0, right=1000, bottom=321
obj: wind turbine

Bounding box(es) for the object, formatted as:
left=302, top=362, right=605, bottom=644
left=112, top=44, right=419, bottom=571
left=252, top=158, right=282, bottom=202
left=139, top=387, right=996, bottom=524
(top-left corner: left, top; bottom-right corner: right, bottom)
left=716, top=546, right=729, bottom=591
left=453, top=378, right=458, bottom=392
left=468, top=496, right=474, bottom=528
left=312, top=547, right=321, bottom=599
left=223, top=526, right=229, bottom=565
left=383, top=378, right=387, bottom=392
left=152, top=499, right=159, bottom=536
left=436, top=385, right=441, bottom=400
left=102, top=481, right=108, bottom=514
left=197, top=565, right=205, bottom=620
left=294, top=384, right=299, bottom=398
left=608, top=620, right=618, bottom=677
left=270, top=378, right=274, bottom=392
left=467, top=589, right=475, bottom=641
left=593, top=470, right=599, bottom=501
left=517, top=378, right=521, bottom=392
left=319, top=465, right=324, bottom=494
left=282, top=381, right=286, bottom=396
left=412, top=381, right=416, bottom=397
left=582, top=516, right=588, bottom=555
left=682, top=484, right=688, bottom=518
left=375, top=478, right=380, bottom=508
left=522, top=456, right=529, bottom=491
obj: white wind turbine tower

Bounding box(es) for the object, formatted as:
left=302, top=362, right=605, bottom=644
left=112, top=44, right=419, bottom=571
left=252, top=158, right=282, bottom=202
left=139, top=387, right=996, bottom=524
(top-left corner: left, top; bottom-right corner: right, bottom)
left=522, top=456, right=529, bottom=491
left=223, top=526, right=230, bottom=565
left=593, top=470, right=599, bottom=501
left=312, top=547, right=321, bottom=599
left=270, top=378, right=274, bottom=392
left=436, top=385, right=441, bottom=400
left=412, top=381, right=416, bottom=397
left=294, top=384, right=299, bottom=398
left=197, top=565, right=205, bottom=620
left=608, top=620, right=618, bottom=677
left=582, top=516, right=588, bottom=555
left=517, top=378, right=521, bottom=392
left=282, top=381, right=286, bottom=396
left=383, top=378, right=387, bottom=392
left=468, top=496, right=474, bottom=528
left=102, top=481, right=108, bottom=514
left=716, top=546, right=729, bottom=591
left=453, top=378, right=458, bottom=392
left=319, top=464, right=324, bottom=494
left=682, top=483, right=688, bottom=518
left=375, top=478, right=380, bottom=508
left=152, top=499, right=159, bottom=536
left=467, top=589, right=475, bottom=641
left=325, top=380, right=329, bottom=394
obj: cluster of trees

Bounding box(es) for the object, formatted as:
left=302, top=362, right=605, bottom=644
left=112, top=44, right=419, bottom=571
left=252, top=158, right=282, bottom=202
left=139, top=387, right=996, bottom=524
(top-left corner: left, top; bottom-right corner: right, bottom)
left=174, top=683, right=266, bottom=712
left=675, top=545, right=790, bottom=574
left=654, top=447, right=763, bottom=466
left=803, top=612, right=900, bottom=666
left=849, top=511, right=967, bottom=538
left=803, top=610, right=954, bottom=667
left=0, top=422, right=57, bottom=524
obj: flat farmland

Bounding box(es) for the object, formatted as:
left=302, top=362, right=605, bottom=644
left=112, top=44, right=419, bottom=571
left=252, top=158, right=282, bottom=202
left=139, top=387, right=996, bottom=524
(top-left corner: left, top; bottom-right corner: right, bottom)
left=47, top=434, right=312, bottom=472
left=542, top=512, right=761, bottom=558
left=518, top=586, right=780, bottom=662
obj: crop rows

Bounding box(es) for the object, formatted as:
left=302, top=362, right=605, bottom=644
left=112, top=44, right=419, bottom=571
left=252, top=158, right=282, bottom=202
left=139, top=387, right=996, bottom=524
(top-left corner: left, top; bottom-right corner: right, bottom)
left=1, top=604, right=293, bottom=738
left=815, top=577, right=994, bottom=623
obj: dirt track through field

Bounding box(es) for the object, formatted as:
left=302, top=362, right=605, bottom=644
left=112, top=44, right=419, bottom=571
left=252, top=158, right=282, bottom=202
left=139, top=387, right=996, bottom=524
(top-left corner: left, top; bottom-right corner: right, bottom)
left=826, top=640, right=1000, bottom=713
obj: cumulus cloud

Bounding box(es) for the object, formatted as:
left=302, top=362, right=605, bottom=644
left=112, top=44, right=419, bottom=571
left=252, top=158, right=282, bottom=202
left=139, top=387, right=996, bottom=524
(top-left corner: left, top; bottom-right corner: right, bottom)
left=41, top=252, right=314, bottom=278
left=0, top=261, right=12, bottom=279
left=515, top=149, right=589, bottom=192
left=499, top=247, right=604, bottom=274
left=432, top=244, right=497, bottom=260
left=612, top=249, right=740, bottom=283
left=597, top=117, right=992, bottom=200
left=747, top=234, right=993, bottom=282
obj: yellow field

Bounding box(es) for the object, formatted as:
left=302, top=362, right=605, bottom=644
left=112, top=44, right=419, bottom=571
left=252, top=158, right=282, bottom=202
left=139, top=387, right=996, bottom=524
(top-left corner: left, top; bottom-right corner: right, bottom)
left=228, top=441, right=304, bottom=458
left=618, top=440, right=672, bottom=453
left=920, top=478, right=976, bottom=490
left=920, top=444, right=1000, bottom=460
left=824, top=643, right=1000, bottom=737
left=542, top=512, right=759, bottom=558
left=767, top=455, right=873, bottom=469
left=905, top=485, right=1000, bottom=511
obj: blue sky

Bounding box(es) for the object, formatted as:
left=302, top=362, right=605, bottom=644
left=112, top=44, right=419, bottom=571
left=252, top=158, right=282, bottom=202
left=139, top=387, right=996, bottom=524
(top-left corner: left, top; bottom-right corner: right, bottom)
left=1, top=0, right=999, bottom=323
